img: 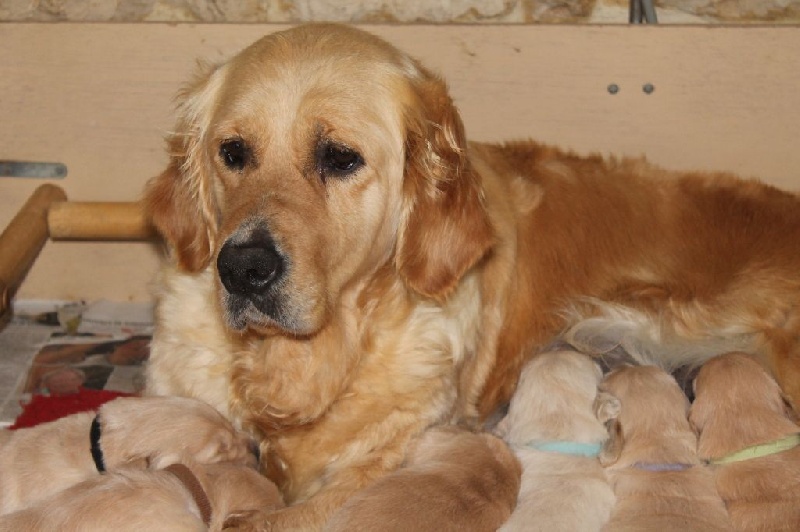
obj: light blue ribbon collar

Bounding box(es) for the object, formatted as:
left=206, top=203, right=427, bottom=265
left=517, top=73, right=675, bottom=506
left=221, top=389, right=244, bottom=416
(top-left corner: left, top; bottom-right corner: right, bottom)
left=526, top=440, right=602, bottom=458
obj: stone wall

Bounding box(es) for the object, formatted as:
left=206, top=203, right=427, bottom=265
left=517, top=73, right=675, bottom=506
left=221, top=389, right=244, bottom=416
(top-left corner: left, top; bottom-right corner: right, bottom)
left=2, top=0, right=799, bottom=24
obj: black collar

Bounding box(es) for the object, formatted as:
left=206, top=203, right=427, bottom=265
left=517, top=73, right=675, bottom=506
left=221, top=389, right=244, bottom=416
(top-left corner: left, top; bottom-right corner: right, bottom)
left=90, top=415, right=106, bottom=473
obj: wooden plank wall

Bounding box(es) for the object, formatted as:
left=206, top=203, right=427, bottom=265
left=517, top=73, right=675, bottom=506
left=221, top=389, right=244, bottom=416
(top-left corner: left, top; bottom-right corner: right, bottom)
left=1, top=24, right=799, bottom=302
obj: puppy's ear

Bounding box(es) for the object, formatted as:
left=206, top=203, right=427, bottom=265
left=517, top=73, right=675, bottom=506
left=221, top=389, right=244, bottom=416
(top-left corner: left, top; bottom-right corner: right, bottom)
left=780, top=391, right=799, bottom=423
left=144, top=61, right=224, bottom=272
left=396, top=69, right=494, bottom=301
left=492, top=414, right=509, bottom=439
left=594, top=388, right=624, bottom=466
left=599, top=418, right=624, bottom=467
left=593, top=391, right=621, bottom=424
left=687, top=396, right=708, bottom=437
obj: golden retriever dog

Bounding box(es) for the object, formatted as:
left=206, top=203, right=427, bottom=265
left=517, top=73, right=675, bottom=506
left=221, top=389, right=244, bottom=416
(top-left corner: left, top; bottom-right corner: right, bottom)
left=322, top=426, right=520, bottom=532
left=599, top=365, right=732, bottom=531
left=494, top=350, right=616, bottom=531
left=0, top=461, right=283, bottom=532
left=0, top=396, right=254, bottom=515
left=691, top=352, right=800, bottom=531
left=143, top=23, right=800, bottom=529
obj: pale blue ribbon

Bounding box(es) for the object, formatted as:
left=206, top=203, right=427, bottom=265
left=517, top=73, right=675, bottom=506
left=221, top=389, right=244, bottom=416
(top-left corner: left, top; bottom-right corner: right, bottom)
left=526, top=440, right=603, bottom=458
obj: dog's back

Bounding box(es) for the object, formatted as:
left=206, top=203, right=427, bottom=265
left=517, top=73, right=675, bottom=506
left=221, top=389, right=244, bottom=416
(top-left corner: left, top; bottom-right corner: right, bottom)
left=0, top=462, right=282, bottom=532
left=603, top=466, right=731, bottom=532
left=714, top=452, right=800, bottom=531
left=497, top=351, right=616, bottom=531
left=502, top=449, right=614, bottom=531
left=0, top=412, right=96, bottom=515
left=324, top=426, right=521, bottom=532
left=0, top=468, right=206, bottom=532
left=692, top=352, right=800, bottom=531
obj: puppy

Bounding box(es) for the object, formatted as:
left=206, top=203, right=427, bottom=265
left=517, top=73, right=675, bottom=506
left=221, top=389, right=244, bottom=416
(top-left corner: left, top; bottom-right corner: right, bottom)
left=691, top=352, right=800, bottom=531
left=0, top=460, right=283, bottom=532
left=144, top=23, right=800, bottom=528
left=0, top=395, right=254, bottom=514
left=599, top=365, right=732, bottom=531
left=322, top=426, right=521, bottom=532
left=494, top=350, right=616, bottom=531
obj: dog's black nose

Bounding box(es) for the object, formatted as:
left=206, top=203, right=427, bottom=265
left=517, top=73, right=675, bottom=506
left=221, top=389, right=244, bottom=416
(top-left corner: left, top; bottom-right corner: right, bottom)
left=217, top=232, right=284, bottom=297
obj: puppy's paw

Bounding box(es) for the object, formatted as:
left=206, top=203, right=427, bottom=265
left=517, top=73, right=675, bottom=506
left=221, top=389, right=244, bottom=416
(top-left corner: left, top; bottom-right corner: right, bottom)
left=101, top=396, right=257, bottom=468
left=224, top=507, right=319, bottom=532
left=149, top=425, right=257, bottom=469
left=222, top=510, right=273, bottom=531
left=191, top=427, right=257, bottom=466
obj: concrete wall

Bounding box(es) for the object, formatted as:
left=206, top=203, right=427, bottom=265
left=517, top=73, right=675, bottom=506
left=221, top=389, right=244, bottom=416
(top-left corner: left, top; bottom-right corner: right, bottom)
left=2, top=0, right=799, bottom=24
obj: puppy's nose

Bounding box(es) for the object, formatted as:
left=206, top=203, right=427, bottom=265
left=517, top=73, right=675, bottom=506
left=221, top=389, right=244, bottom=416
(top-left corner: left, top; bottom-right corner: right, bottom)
left=217, top=232, right=284, bottom=297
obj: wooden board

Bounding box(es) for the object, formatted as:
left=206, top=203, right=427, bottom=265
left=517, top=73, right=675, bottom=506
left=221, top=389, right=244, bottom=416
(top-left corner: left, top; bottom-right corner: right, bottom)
left=1, top=23, right=799, bottom=302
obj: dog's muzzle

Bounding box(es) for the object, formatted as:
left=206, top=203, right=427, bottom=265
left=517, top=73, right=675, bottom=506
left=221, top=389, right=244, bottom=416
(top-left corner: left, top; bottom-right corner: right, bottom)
left=217, top=229, right=285, bottom=323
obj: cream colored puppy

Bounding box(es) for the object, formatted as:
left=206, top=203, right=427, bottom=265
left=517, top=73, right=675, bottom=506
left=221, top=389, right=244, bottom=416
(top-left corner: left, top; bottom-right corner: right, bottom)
left=0, top=395, right=254, bottom=514
left=0, top=460, right=283, bottom=532
left=495, top=350, right=617, bottom=531
left=600, top=365, right=732, bottom=531
left=691, top=352, right=800, bottom=531
left=323, top=426, right=521, bottom=532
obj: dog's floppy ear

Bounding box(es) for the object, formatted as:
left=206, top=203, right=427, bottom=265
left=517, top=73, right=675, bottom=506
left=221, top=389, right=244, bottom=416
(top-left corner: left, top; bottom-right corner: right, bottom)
left=780, top=390, right=799, bottom=423
left=594, top=391, right=621, bottom=424
left=144, top=61, right=225, bottom=272
left=599, top=418, right=624, bottom=467
left=396, top=68, right=494, bottom=301
left=594, top=390, right=624, bottom=466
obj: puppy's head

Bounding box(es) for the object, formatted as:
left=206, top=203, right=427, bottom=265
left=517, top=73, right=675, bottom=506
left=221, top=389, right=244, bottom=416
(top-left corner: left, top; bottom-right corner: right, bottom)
left=496, top=350, right=605, bottom=445
left=145, top=24, right=493, bottom=336
left=689, top=351, right=795, bottom=437
left=407, top=426, right=521, bottom=500
left=598, top=365, right=693, bottom=466
left=201, top=462, right=284, bottom=530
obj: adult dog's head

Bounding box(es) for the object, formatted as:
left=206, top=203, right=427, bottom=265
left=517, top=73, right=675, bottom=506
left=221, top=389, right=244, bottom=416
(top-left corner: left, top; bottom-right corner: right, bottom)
left=146, top=24, right=493, bottom=336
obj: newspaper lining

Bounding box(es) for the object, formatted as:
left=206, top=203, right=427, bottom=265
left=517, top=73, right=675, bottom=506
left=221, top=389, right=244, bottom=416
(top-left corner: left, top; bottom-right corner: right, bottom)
left=0, top=300, right=154, bottom=425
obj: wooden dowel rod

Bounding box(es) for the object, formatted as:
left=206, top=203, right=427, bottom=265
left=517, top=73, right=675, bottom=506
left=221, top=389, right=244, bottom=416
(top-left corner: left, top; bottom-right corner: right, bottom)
left=0, top=184, right=67, bottom=319
left=47, top=201, right=156, bottom=240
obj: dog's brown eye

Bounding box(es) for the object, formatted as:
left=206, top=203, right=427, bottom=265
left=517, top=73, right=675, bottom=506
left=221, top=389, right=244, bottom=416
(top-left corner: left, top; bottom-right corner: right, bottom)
left=220, top=139, right=248, bottom=171
left=319, top=143, right=363, bottom=180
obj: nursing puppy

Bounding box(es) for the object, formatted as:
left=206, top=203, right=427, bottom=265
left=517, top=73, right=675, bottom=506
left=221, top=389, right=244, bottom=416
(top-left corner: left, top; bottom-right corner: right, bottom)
left=495, top=350, right=616, bottom=531
left=144, top=23, right=800, bottom=529
left=600, top=365, right=732, bottom=531
left=0, top=396, right=254, bottom=514
left=691, top=352, right=800, bottom=531
left=0, top=461, right=283, bottom=532
left=323, top=426, right=521, bottom=532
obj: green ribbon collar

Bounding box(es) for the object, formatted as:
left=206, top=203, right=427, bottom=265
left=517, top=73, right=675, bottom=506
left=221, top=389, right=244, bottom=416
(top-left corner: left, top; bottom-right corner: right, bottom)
left=707, top=432, right=800, bottom=465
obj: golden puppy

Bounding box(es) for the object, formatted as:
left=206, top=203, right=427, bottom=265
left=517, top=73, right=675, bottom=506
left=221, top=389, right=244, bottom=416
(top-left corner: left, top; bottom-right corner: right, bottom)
left=494, top=350, right=616, bottom=531
left=599, top=365, right=732, bottom=531
left=691, top=352, right=800, bottom=531
left=322, top=426, right=520, bottom=532
left=144, top=23, right=800, bottom=529
left=0, top=461, right=283, bottom=532
left=0, top=396, right=254, bottom=515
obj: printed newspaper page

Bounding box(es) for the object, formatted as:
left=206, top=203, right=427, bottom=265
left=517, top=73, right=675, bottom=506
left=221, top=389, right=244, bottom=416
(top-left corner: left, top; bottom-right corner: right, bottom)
left=0, top=300, right=154, bottom=426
